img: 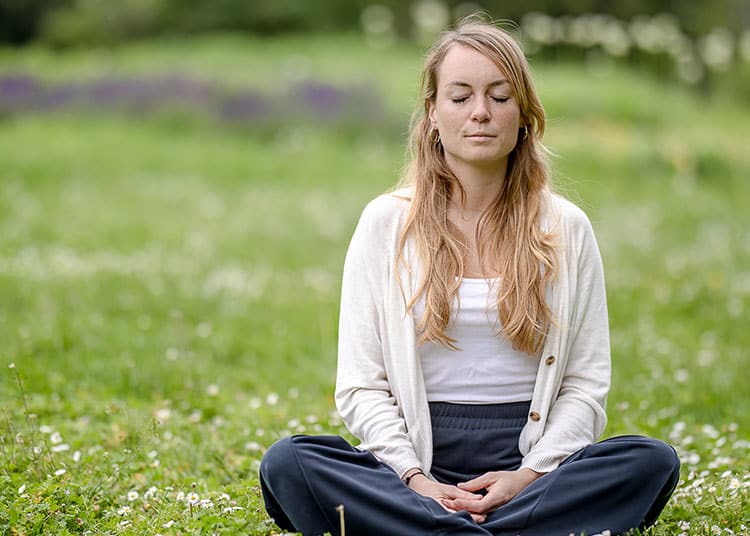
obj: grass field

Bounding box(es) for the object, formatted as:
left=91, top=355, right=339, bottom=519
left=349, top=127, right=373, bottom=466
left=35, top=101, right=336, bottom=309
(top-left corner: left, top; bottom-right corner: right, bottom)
left=1, top=33, right=748, bottom=535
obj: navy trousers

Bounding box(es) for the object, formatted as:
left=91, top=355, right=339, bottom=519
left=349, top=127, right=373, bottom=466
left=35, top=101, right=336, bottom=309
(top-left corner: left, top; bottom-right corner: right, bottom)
left=259, top=401, right=680, bottom=536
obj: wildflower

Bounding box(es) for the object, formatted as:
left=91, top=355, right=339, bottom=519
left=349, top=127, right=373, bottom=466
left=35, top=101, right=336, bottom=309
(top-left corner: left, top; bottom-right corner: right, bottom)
left=162, top=520, right=175, bottom=528
left=244, top=441, right=262, bottom=452
left=127, top=491, right=139, bottom=501
left=222, top=506, right=245, bottom=513
left=702, top=424, right=720, bottom=439
left=39, top=425, right=54, bottom=434
left=155, top=408, right=171, bottom=421
left=266, top=392, right=279, bottom=405
left=144, top=486, right=158, bottom=499
left=198, top=498, right=214, bottom=509
left=206, top=384, right=219, bottom=396
left=673, top=369, right=689, bottom=383
left=51, top=444, right=70, bottom=453
left=18, top=485, right=26, bottom=494
left=50, top=432, right=63, bottom=444
left=54, top=469, right=66, bottom=476
left=117, top=506, right=131, bottom=515
left=196, top=322, right=212, bottom=337
left=176, top=491, right=185, bottom=502
left=147, top=450, right=158, bottom=458
left=119, top=520, right=131, bottom=528
left=73, top=450, right=81, bottom=462
left=186, top=492, right=200, bottom=505
left=9, top=363, right=15, bottom=368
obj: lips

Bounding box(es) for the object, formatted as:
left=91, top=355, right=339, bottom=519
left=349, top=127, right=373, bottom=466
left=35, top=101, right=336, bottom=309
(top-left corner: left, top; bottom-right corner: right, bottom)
left=465, top=133, right=496, bottom=138
left=465, top=133, right=496, bottom=141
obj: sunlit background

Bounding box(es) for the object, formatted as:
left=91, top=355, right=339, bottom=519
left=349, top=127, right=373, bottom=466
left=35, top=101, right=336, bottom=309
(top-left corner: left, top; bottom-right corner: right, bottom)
left=1, top=1, right=748, bottom=535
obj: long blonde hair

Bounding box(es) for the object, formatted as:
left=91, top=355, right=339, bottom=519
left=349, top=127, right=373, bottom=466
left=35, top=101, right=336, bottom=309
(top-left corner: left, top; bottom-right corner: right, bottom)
left=396, top=16, right=558, bottom=355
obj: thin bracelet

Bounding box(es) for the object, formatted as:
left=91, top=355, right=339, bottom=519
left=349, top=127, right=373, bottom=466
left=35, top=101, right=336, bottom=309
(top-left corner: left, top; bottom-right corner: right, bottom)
left=403, top=469, right=425, bottom=486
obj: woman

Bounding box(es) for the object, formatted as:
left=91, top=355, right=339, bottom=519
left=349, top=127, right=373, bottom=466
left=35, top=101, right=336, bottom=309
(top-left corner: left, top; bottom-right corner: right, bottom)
left=260, top=16, right=680, bottom=536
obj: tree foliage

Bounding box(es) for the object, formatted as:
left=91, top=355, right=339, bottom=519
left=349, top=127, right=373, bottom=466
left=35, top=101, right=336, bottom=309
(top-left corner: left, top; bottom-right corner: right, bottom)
left=0, top=0, right=747, bottom=46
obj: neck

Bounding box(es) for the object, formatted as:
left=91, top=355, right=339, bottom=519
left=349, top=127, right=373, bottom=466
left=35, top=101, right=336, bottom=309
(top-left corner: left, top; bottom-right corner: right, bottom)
left=445, top=156, right=508, bottom=215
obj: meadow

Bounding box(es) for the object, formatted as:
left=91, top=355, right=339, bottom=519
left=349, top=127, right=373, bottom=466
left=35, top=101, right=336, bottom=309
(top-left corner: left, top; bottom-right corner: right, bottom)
left=0, top=33, right=748, bottom=535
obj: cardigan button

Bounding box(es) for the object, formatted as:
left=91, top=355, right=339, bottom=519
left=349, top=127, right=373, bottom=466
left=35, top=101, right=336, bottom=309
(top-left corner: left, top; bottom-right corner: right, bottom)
left=529, top=411, right=541, bottom=422
left=545, top=355, right=556, bottom=365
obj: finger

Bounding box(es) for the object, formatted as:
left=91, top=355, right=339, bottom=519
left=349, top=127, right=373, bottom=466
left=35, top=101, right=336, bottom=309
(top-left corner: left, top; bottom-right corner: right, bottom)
left=457, top=473, right=492, bottom=492
left=471, top=513, right=486, bottom=523
left=441, top=502, right=485, bottom=524
left=444, top=495, right=499, bottom=515
left=443, top=486, right=482, bottom=500
left=442, top=497, right=483, bottom=513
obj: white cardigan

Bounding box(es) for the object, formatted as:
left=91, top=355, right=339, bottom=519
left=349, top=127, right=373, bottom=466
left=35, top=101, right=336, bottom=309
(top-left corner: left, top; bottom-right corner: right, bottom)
left=334, top=188, right=611, bottom=477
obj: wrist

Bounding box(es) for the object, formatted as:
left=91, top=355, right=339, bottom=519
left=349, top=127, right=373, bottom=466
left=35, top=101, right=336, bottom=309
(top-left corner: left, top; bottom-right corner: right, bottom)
left=403, top=468, right=426, bottom=487
left=519, top=468, right=544, bottom=483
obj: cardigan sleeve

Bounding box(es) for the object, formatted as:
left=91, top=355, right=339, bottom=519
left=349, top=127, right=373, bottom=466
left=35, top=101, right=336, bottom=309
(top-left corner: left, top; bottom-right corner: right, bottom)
left=521, top=207, right=611, bottom=473
left=334, top=198, right=423, bottom=477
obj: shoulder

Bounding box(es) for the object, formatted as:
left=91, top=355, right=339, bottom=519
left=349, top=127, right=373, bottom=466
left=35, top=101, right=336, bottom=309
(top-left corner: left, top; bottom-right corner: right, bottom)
left=545, top=192, right=589, bottom=225
left=543, top=191, right=592, bottom=231
left=357, top=187, right=412, bottom=231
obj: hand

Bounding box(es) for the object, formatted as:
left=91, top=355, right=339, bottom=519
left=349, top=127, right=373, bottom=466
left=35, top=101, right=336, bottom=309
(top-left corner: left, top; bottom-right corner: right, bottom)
left=442, top=469, right=544, bottom=518
left=407, top=473, right=488, bottom=523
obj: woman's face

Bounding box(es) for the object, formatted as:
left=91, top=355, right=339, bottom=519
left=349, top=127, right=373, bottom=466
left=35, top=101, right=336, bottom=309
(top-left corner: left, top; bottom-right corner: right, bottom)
left=428, top=43, right=522, bottom=175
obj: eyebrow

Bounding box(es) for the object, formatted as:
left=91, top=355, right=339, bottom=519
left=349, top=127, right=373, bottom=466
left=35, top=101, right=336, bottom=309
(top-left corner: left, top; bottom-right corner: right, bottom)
left=445, top=80, right=509, bottom=89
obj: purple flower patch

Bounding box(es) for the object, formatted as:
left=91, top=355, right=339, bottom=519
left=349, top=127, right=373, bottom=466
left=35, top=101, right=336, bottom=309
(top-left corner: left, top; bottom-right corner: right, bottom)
left=0, top=72, right=385, bottom=128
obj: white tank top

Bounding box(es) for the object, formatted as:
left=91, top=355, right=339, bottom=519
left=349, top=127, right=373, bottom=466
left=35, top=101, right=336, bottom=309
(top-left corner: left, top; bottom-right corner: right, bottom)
left=415, top=278, right=540, bottom=404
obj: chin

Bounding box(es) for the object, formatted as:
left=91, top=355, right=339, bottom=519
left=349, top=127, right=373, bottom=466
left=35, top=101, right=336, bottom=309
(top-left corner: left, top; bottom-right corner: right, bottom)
left=462, top=151, right=506, bottom=166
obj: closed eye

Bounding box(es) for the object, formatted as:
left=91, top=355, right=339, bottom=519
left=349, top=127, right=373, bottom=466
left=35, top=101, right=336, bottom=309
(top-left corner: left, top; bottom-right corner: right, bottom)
left=451, top=96, right=509, bottom=104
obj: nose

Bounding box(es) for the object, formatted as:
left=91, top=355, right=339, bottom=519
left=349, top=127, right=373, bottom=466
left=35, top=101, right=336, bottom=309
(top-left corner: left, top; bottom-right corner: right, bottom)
left=470, top=97, right=490, bottom=122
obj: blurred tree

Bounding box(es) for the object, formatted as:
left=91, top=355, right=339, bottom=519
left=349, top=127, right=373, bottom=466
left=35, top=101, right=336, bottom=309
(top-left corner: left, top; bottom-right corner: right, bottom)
left=41, top=0, right=162, bottom=46
left=1, top=0, right=748, bottom=46
left=478, top=0, right=749, bottom=35
left=0, top=0, right=69, bottom=44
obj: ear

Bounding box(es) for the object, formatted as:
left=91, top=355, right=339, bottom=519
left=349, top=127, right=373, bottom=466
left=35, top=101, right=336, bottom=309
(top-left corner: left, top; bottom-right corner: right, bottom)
left=427, top=98, right=437, bottom=126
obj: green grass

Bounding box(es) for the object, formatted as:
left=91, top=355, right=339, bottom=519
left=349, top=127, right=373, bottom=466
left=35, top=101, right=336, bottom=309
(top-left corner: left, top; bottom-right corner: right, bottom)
left=1, top=33, right=749, bottom=535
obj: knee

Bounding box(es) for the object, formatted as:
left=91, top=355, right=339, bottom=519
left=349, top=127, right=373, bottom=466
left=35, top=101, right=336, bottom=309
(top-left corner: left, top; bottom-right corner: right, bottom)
left=260, top=436, right=298, bottom=484
left=633, top=437, right=681, bottom=481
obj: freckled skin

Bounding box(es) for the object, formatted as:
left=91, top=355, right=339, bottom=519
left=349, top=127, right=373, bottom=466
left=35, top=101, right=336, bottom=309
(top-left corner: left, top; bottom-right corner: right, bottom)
left=428, top=44, right=522, bottom=176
